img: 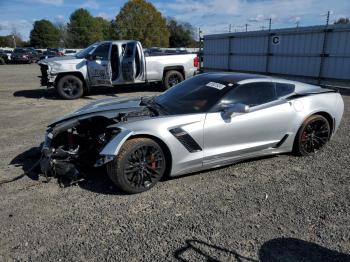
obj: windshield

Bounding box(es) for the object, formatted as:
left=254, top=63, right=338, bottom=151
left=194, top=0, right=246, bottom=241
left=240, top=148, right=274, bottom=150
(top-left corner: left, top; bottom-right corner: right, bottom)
left=75, top=43, right=98, bottom=59
left=154, top=74, right=234, bottom=114
left=14, top=48, right=26, bottom=53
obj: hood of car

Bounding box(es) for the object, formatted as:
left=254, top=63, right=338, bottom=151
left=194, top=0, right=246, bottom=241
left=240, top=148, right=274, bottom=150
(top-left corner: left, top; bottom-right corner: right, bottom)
left=38, top=56, right=84, bottom=66
left=50, top=96, right=148, bottom=126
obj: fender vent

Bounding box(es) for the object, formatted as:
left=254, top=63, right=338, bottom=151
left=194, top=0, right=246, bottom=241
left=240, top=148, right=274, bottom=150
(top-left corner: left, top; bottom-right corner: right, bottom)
left=273, top=134, right=289, bottom=148
left=169, top=127, right=202, bottom=153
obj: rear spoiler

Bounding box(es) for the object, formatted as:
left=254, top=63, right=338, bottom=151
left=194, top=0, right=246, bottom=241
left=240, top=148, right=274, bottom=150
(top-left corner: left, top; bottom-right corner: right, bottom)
left=286, top=88, right=337, bottom=100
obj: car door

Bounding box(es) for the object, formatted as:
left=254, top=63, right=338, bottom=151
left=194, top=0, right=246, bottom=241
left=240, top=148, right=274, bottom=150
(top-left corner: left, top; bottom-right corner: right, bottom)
left=203, top=81, right=296, bottom=165
left=121, top=42, right=146, bottom=83
left=87, top=42, right=112, bottom=86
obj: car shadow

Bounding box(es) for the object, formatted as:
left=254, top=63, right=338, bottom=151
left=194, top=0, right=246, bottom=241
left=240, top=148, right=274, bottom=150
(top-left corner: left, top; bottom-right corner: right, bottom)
left=174, top=238, right=350, bottom=262
left=9, top=146, right=280, bottom=195
left=10, top=145, right=43, bottom=181
left=13, top=82, right=163, bottom=100
left=164, top=154, right=278, bottom=182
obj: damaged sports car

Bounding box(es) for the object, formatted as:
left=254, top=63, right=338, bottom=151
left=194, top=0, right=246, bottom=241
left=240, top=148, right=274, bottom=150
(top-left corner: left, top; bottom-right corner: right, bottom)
left=40, top=73, right=344, bottom=193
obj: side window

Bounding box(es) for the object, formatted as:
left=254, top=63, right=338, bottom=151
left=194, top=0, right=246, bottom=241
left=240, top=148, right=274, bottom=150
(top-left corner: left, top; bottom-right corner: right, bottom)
left=92, top=43, right=110, bottom=60
left=275, top=83, right=295, bottom=98
left=222, top=82, right=276, bottom=107
left=125, top=42, right=136, bottom=57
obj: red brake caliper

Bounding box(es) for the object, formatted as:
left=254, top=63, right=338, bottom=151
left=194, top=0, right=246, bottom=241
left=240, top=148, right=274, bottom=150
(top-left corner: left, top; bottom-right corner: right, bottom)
left=150, top=154, right=156, bottom=169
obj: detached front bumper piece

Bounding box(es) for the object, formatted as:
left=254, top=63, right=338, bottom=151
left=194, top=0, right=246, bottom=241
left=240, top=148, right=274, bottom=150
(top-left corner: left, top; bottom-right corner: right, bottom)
left=40, top=132, right=80, bottom=180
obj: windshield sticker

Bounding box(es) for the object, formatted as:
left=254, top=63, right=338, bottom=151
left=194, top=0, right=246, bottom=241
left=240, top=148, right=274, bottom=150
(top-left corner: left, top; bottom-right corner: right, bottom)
left=206, top=82, right=226, bottom=90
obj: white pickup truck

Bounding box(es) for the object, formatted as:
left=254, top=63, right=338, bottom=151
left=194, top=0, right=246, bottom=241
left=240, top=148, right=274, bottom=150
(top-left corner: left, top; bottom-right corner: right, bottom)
left=38, top=40, right=199, bottom=99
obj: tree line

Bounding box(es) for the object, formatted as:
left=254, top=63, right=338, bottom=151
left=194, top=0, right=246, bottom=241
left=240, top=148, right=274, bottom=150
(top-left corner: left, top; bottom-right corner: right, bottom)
left=1, top=0, right=197, bottom=49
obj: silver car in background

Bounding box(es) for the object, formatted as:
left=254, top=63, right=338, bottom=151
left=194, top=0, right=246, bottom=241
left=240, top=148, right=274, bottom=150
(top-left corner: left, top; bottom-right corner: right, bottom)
left=40, top=73, right=344, bottom=193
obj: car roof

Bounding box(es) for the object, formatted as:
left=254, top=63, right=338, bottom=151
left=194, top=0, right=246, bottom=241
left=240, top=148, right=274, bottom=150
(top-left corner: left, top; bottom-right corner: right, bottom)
left=199, top=72, right=324, bottom=93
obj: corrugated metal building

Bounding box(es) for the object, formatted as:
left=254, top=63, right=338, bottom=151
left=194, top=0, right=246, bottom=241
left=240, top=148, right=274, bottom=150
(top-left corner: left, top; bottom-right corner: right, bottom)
left=203, top=24, right=350, bottom=86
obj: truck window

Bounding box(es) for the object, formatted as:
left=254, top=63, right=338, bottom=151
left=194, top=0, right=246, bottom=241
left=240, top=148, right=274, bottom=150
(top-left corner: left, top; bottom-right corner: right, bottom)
left=93, top=43, right=110, bottom=60
left=111, top=44, right=119, bottom=81
left=125, top=42, right=136, bottom=57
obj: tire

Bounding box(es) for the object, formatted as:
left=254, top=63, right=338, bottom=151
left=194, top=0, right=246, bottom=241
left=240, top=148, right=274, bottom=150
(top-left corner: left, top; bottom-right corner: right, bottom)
left=0, top=57, right=5, bottom=65
left=293, top=114, right=331, bottom=156
left=163, top=70, right=184, bottom=89
left=56, top=75, right=84, bottom=100
left=106, top=138, right=166, bottom=194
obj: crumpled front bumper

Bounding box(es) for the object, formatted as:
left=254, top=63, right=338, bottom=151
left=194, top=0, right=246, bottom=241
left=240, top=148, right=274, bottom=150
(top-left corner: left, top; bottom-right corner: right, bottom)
left=40, top=132, right=80, bottom=179
left=39, top=64, right=56, bottom=87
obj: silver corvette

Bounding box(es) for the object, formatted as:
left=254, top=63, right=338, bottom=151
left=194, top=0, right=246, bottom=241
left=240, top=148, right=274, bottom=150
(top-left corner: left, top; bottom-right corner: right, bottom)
left=40, top=73, right=344, bottom=193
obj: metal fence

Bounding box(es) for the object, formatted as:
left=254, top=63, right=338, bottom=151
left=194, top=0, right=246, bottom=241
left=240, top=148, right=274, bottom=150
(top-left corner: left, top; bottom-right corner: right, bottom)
left=202, top=24, right=350, bottom=86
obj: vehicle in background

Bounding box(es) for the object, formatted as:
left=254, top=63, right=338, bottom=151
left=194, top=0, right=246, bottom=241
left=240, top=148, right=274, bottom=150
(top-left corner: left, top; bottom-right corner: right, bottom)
left=0, top=49, right=12, bottom=64
left=64, top=50, right=77, bottom=56
left=47, top=48, right=65, bottom=56
left=39, top=50, right=59, bottom=61
left=11, top=48, right=38, bottom=64
left=36, top=49, right=43, bottom=55
left=38, top=40, right=199, bottom=99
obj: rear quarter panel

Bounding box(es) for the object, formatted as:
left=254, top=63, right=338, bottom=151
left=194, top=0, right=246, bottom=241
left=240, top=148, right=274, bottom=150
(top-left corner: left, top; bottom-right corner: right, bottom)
left=288, top=92, right=344, bottom=143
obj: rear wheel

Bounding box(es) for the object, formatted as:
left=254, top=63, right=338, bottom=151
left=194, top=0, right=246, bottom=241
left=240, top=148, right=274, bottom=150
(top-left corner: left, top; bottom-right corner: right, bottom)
left=107, top=138, right=166, bottom=194
left=293, top=115, right=330, bottom=156
left=163, top=70, right=184, bottom=89
left=56, top=75, right=84, bottom=100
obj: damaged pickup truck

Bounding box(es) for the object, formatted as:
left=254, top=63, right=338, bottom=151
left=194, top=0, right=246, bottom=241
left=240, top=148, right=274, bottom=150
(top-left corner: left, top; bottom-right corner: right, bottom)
left=38, top=40, right=199, bottom=99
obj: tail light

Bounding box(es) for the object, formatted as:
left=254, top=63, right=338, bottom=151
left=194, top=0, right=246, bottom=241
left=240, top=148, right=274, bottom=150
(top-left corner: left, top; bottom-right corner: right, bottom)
left=193, top=56, right=199, bottom=68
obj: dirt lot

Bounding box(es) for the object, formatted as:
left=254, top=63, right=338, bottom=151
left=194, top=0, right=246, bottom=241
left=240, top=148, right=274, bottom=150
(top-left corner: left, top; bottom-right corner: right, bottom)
left=0, top=64, right=349, bottom=261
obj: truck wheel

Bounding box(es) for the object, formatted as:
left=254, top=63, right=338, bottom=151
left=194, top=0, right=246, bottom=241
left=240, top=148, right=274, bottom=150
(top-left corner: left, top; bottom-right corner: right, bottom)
left=106, top=138, right=166, bottom=194
left=56, top=75, right=84, bottom=100
left=0, top=58, right=5, bottom=65
left=163, top=70, right=184, bottom=89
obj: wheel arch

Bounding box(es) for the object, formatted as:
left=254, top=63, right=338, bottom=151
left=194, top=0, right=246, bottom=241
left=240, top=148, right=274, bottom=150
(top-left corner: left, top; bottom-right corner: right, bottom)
left=127, top=134, right=173, bottom=178
left=55, top=71, right=88, bottom=93
left=300, top=111, right=334, bottom=135
left=163, top=66, right=185, bottom=79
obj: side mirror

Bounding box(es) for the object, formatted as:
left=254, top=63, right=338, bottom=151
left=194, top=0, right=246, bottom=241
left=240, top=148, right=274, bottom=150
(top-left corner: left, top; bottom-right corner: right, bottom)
left=222, top=103, right=250, bottom=118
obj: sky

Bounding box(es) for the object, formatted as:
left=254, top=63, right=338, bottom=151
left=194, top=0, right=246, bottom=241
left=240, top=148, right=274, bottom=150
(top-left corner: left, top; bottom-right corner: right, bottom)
left=0, top=0, right=349, bottom=40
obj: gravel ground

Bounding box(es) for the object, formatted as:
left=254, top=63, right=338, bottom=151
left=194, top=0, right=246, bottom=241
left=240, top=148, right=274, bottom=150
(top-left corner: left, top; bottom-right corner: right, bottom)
left=0, top=64, right=349, bottom=262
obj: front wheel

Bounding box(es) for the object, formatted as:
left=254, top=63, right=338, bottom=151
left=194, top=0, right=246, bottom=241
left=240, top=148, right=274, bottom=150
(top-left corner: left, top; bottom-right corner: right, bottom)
left=56, top=75, right=84, bottom=100
left=293, top=114, right=331, bottom=156
left=106, top=138, right=166, bottom=194
left=163, top=70, right=184, bottom=89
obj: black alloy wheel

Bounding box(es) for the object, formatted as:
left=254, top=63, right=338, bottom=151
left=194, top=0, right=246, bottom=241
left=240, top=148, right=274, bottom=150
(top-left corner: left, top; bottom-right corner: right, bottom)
left=163, top=70, right=184, bottom=89
left=294, top=115, right=330, bottom=156
left=56, top=75, right=84, bottom=99
left=107, top=138, right=166, bottom=194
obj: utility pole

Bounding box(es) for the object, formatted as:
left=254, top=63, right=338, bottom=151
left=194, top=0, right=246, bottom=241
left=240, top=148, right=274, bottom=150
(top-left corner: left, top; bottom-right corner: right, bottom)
left=268, top=18, right=272, bottom=31
left=229, top=24, right=232, bottom=33
left=296, top=21, right=300, bottom=28
left=326, top=10, right=330, bottom=26
left=245, top=23, right=249, bottom=32
left=12, top=35, right=16, bottom=48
